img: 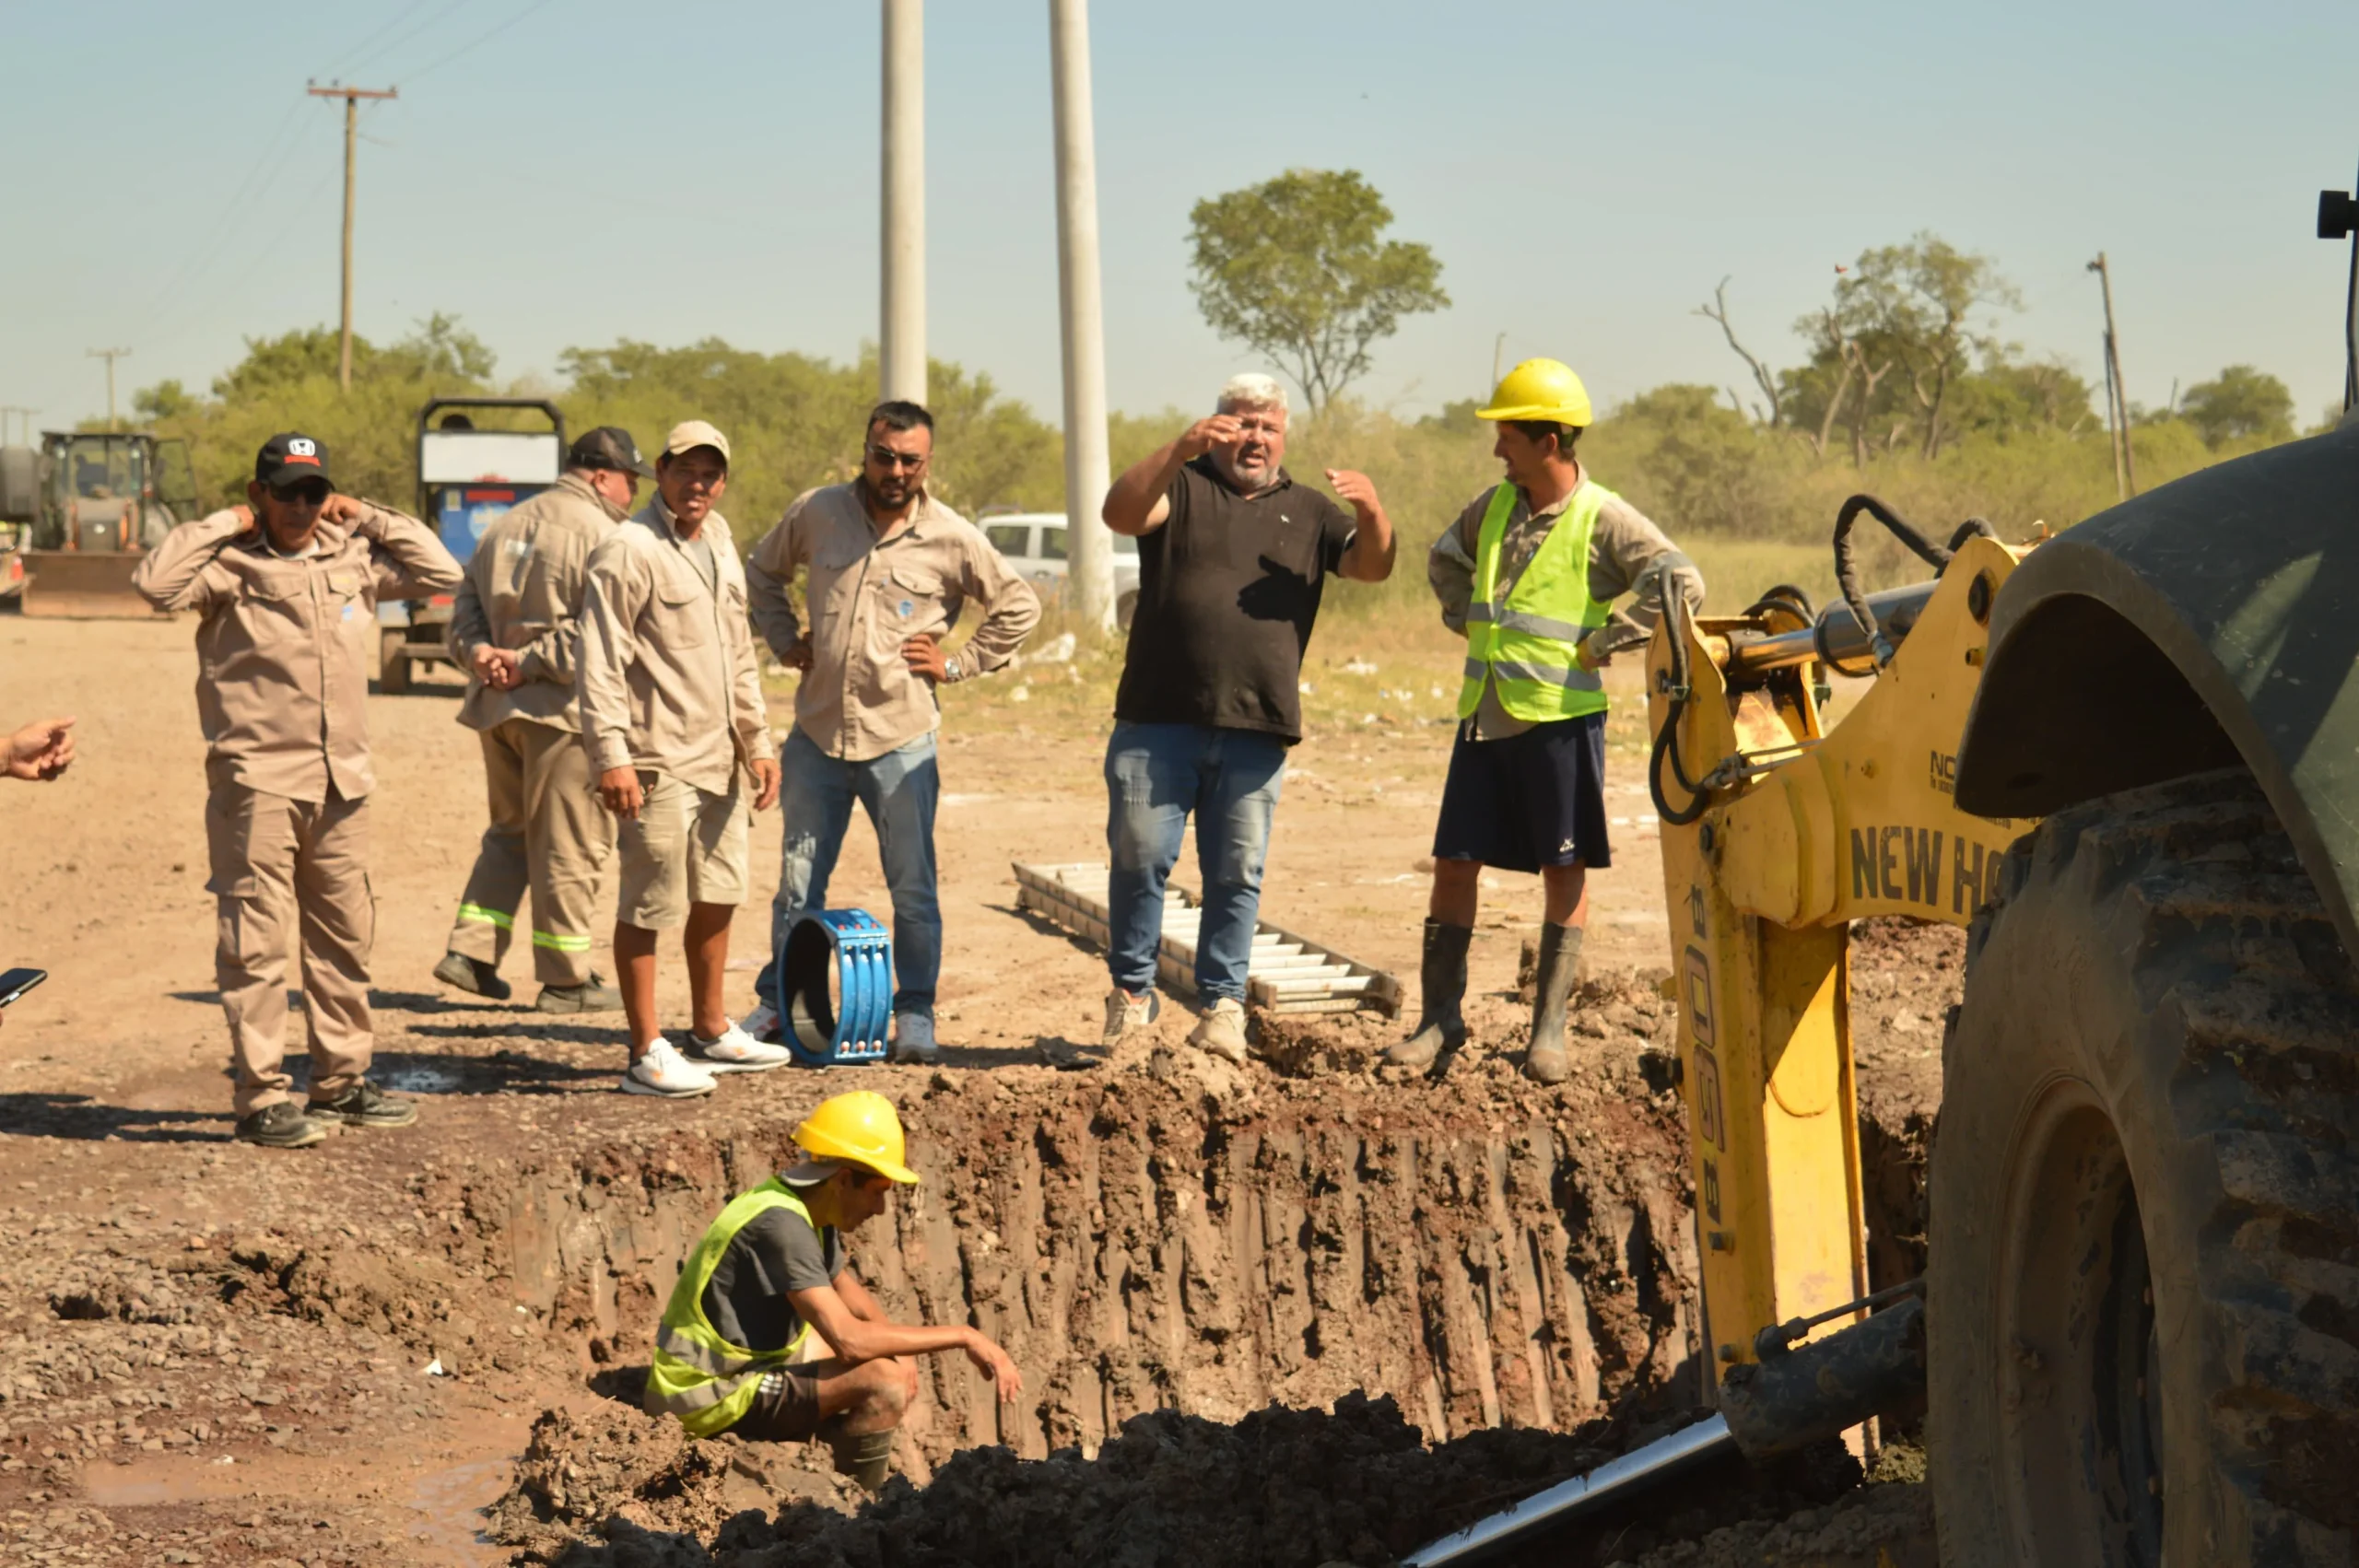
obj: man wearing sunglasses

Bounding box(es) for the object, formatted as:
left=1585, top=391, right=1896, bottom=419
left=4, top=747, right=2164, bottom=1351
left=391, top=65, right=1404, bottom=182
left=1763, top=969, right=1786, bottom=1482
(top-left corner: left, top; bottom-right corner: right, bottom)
left=740, top=402, right=1039, bottom=1064
left=579, top=422, right=787, bottom=1098
left=134, top=432, right=464, bottom=1149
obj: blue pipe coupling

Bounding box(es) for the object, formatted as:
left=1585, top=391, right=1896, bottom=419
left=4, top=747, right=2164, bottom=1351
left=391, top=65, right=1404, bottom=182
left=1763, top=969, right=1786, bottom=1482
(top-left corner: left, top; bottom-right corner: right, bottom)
left=780, top=909, right=894, bottom=1067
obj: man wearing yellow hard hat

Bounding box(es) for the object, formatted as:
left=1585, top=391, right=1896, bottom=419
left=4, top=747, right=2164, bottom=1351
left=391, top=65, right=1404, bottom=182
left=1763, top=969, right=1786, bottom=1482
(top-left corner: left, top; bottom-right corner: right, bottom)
left=643, top=1090, right=1021, bottom=1489
left=1390, top=358, right=1704, bottom=1084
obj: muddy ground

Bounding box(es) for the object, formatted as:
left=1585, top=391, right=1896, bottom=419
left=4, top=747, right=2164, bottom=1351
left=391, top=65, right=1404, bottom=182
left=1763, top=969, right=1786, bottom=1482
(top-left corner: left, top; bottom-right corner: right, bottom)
left=0, top=617, right=1960, bottom=1565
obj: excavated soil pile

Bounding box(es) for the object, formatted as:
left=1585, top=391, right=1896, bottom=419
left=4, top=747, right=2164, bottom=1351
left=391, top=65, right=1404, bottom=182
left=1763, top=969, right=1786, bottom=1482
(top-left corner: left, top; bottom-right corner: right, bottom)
left=499, top=1390, right=1872, bottom=1568
left=1845, top=918, right=1965, bottom=1292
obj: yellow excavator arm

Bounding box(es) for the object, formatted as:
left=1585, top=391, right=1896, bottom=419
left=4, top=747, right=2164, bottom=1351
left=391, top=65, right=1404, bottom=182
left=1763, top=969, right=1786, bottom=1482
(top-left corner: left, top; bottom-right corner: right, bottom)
left=1647, top=525, right=2035, bottom=1387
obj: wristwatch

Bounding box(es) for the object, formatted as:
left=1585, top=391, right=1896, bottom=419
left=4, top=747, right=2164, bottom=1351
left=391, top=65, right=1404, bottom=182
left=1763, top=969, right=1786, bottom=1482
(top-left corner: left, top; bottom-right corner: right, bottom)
left=943, top=654, right=962, bottom=684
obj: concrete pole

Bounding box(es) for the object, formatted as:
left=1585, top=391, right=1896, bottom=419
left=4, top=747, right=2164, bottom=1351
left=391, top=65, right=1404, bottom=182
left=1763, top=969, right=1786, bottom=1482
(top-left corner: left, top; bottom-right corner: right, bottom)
left=880, top=0, right=926, bottom=404
left=1050, top=0, right=1114, bottom=631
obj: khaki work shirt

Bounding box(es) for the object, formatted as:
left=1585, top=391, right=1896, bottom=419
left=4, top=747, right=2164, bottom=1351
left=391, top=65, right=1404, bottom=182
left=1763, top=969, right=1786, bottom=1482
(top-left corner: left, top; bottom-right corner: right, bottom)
left=578, top=497, right=769, bottom=796
left=1427, top=475, right=1705, bottom=740
left=448, top=472, right=628, bottom=734
left=745, top=482, right=1040, bottom=762
left=133, top=503, right=464, bottom=802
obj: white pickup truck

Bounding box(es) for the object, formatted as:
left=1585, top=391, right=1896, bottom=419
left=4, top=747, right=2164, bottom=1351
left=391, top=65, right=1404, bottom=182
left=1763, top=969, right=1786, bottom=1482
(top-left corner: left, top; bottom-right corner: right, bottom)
left=980, top=511, right=1141, bottom=628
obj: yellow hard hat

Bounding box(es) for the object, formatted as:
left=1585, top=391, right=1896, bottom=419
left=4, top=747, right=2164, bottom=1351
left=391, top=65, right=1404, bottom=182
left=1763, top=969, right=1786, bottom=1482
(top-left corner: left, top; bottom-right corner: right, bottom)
left=1477, top=357, right=1592, bottom=427
left=793, top=1091, right=921, bottom=1184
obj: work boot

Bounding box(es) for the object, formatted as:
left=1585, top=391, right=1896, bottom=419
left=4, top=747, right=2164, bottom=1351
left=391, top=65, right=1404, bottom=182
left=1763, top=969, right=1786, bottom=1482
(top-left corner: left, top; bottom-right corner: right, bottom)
left=1522, top=922, right=1582, bottom=1085
left=433, top=951, right=511, bottom=1002
left=234, top=1101, right=330, bottom=1150
left=832, top=1428, right=896, bottom=1493
left=1385, top=920, right=1472, bottom=1070
left=310, top=1079, right=419, bottom=1129
left=534, top=974, right=622, bottom=1013
left=1189, top=997, right=1250, bottom=1065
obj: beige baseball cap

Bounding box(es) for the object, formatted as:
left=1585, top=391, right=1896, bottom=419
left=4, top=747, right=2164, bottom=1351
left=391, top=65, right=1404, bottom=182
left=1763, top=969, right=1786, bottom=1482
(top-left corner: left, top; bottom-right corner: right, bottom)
left=662, top=419, right=732, bottom=464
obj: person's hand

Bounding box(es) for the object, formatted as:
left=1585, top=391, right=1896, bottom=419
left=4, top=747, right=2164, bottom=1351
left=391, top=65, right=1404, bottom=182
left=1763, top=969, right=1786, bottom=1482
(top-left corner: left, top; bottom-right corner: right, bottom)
left=1575, top=636, right=1602, bottom=673
left=781, top=638, right=816, bottom=672
left=2, top=716, right=76, bottom=781
left=750, top=755, right=781, bottom=812
left=964, top=1332, right=1023, bottom=1403
left=471, top=645, right=522, bottom=690
left=901, top=636, right=948, bottom=683
left=1324, top=468, right=1383, bottom=521
left=1174, top=414, right=1244, bottom=462
left=320, top=494, right=369, bottom=527
left=228, top=504, right=256, bottom=536
left=598, top=766, right=644, bottom=820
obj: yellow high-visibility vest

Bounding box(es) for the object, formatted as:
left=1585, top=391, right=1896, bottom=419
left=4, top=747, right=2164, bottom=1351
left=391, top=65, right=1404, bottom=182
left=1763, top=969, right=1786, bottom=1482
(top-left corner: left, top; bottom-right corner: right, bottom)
left=1457, top=480, right=1613, bottom=724
left=643, top=1178, right=818, bottom=1437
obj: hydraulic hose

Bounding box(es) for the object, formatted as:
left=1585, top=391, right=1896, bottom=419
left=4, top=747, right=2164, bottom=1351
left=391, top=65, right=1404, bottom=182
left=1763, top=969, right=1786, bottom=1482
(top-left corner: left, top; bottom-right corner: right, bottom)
left=1648, top=588, right=1713, bottom=827
left=1830, top=497, right=1992, bottom=668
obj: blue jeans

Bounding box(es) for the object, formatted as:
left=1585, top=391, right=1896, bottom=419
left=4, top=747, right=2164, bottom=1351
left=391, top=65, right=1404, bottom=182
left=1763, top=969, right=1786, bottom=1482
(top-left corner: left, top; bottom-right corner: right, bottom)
left=1103, top=721, right=1287, bottom=1004
left=754, top=728, right=941, bottom=1019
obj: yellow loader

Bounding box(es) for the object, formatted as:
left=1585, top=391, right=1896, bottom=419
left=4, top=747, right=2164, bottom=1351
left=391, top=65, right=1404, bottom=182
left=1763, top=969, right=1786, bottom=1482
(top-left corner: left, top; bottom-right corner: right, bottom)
left=1408, top=191, right=2359, bottom=1564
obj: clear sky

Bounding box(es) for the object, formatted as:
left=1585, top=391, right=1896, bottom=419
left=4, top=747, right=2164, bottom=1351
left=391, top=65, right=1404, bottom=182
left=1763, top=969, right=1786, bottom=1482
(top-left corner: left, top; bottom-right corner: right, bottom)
left=6, top=1, right=2357, bottom=439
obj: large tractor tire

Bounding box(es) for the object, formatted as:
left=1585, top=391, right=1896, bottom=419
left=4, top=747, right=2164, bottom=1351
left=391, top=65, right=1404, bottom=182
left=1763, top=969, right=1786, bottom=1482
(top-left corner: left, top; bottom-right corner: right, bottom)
left=1928, top=767, right=2359, bottom=1565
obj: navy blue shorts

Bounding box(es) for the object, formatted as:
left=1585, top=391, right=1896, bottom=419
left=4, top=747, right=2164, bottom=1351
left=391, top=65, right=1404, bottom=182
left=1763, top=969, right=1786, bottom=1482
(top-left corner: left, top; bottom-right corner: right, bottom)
left=1431, top=714, right=1612, bottom=873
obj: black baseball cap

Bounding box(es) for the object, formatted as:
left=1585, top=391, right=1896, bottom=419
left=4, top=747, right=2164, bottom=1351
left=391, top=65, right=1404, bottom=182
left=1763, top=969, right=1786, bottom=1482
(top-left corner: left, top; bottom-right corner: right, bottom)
left=568, top=427, right=654, bottom=479
left=255, top=432, right=336, bottom=493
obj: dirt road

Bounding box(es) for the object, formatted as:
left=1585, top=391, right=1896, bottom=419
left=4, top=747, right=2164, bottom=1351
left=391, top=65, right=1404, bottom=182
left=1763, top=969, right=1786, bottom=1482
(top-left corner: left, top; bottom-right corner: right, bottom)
left=0, top=614, right=1942, bottom=1566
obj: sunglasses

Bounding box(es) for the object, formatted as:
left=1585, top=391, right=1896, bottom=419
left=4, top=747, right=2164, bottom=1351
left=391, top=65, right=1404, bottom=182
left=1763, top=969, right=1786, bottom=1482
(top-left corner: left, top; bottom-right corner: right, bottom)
left=269, top=480, right=332, bottom=506
left=866, top=447, right=927, bottom=471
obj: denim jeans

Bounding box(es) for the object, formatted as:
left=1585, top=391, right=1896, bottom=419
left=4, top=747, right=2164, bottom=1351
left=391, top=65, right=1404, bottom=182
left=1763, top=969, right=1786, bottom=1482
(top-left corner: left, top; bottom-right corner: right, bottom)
left=1103, top=721, right=1288, bottom=1004
left=754, top=727, right=941, bottom=1019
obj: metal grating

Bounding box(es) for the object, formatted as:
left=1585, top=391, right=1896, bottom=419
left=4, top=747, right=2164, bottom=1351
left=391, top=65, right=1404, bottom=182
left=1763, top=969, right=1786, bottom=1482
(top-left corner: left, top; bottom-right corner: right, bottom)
left=1013, top=861, right=1402, bottom=1017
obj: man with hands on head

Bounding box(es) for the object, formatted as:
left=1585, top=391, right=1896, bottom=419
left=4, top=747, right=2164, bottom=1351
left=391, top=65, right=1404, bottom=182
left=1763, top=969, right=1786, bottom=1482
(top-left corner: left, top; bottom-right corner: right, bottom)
left=1097, top=373, right=1394, bottom=1066
left=740, top=400, right=1039, bottom=1065
left=437, top=427, right=654, bottom=1016
left=578, top=421, right=786, bottom=1099
left=133, top=432, right=464, bottom=1149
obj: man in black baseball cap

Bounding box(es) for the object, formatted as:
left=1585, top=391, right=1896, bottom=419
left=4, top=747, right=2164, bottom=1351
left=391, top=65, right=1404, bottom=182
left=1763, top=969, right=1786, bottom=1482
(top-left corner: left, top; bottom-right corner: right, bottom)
left=569, top=427, right=656, bottom=480
left=254, top=432, right=337, bottom=495
left=434, top=424, right=651, bottom=1017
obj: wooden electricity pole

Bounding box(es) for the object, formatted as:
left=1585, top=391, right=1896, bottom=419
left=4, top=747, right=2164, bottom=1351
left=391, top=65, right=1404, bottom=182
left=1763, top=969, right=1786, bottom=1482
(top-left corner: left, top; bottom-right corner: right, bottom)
left=2087, top=252, right=2136, bottom=499
left=309, top=83, right=397, bottom=393
left=87, top=349, right=131, bottom=431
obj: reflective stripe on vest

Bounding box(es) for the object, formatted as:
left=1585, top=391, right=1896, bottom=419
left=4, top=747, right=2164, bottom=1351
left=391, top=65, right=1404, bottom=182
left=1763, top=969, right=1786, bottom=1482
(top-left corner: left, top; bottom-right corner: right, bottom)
left=643, top=1177, right=818, bottom=1437
left=1458, top=480, right=1613, bottom=723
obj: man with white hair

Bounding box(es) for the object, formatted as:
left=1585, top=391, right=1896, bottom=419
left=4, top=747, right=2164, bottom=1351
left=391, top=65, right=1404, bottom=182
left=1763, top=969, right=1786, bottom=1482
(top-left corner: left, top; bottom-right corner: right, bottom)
left=1096, top=374, right=1395, bottom=1063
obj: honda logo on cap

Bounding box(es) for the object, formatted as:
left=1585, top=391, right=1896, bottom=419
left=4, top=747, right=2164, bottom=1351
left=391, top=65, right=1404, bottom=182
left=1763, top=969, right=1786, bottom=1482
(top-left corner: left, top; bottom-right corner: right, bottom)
left=288, top=438, right=316, bottom=456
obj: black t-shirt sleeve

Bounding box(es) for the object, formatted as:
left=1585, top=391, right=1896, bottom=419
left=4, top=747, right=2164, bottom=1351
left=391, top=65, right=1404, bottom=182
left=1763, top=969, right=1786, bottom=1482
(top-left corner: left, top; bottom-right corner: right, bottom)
left=1314, top=493, right=1356, bottom=577
left=699, top=1205, right=846, bottom=1353
left=742, top=1206, right=843, bottom=1291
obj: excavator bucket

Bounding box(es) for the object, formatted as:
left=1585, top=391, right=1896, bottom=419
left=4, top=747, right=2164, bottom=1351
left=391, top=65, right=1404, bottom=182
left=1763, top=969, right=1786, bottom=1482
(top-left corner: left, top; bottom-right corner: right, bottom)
left=20, top=550, right=169, bottom=618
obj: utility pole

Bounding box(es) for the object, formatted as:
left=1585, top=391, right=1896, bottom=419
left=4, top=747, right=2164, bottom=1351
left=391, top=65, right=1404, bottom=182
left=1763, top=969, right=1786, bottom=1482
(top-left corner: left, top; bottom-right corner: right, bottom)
left=1050, top=0, right=1113, bottom=632
left=1492, top=332, right=1506, bottom=392
left=2086, top=252, right=2136, bottom=498
left=309, top=82, right=397, bottom=394
left=0, top=407, right=35, bottom=446
left=879, top=1, right=925, bottom=404
left=87, top=349, right=132, bottom=431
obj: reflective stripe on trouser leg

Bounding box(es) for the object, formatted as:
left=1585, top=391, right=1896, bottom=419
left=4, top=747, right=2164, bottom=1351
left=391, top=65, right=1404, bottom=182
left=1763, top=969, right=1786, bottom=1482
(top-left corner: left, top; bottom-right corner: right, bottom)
left=449, top=721, right=530, bottom=966
left=516, top=720, right=611, bottom=987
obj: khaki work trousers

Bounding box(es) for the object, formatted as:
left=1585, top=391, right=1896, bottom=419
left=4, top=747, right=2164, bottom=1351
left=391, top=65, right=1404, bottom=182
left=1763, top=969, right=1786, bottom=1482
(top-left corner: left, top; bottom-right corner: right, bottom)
left=205, top=781, right=375, bottom=1116
left=446, top=718, right=613, bottom=987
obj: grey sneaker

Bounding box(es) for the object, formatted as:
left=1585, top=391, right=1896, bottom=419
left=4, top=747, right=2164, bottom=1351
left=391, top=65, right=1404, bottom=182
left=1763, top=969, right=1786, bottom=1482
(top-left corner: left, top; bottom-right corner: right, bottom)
left=309, top=1080, right=418, bottom=1129
left=535, top=975, right=623, bottom=1013
left=235, top=1101, right=330, bottom=1150
left=1188, top=998, right=1250, bottom=1065
left=890, top=1012, right=940, bottom=1065
left=1102, top=987, right=1161, bottom=1047
left=433, top=951, right=511, bottom=1001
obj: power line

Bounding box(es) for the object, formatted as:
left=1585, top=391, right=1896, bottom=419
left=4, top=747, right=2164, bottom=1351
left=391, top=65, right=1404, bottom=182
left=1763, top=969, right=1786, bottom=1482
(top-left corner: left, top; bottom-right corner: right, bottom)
left=341, top=0, right=475, bottom=77
left=403, top=0, right=562, bottom=85
left=318, top=0, right=438, bottom=82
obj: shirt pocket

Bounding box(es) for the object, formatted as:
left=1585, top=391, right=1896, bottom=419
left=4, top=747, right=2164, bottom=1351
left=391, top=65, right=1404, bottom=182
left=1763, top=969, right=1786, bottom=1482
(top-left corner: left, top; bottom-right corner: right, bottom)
left=653, top=579, right=711, bottom=649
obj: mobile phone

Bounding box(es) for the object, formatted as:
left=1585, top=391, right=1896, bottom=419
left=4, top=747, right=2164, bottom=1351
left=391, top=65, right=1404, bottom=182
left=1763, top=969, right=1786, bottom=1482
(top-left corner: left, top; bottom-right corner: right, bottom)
left=0, top=968, right=47, bottom=1008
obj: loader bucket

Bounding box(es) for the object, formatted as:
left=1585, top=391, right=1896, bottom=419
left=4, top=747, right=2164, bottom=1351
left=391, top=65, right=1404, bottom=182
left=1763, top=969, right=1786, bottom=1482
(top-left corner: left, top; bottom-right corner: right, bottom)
left=20, top=552, right=169, bottom=619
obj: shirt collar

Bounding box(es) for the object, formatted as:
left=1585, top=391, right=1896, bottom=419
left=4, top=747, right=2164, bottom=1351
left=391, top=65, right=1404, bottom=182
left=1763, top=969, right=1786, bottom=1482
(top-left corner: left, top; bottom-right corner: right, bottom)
left=559, top=469, right=628, bottom=521
left=1517, top=469, right=1588, bottom=522
left=852, top=477, right=937, bottom=539
left=1189, top=454, right=1292, bottom=500
left=648, top=493, right=707, bottom=544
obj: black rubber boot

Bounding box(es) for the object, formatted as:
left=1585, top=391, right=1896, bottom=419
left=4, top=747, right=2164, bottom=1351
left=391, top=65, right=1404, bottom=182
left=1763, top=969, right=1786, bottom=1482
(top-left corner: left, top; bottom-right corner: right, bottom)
left=433, top=951, right=511, bottom=1001
left=833, top=1428, right=897, bottom=1492
left=1385, top=920, right=1472, bottom=1070
left=1523, top=921, right=1581, bottom=1084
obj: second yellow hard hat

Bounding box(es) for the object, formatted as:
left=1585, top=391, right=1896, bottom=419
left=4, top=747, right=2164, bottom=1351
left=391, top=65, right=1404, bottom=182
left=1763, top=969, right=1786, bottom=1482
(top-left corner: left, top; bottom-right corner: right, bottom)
left=1477, top=357, right=1592, bottom=427
left=793, top=1090, right=921, bottom=1184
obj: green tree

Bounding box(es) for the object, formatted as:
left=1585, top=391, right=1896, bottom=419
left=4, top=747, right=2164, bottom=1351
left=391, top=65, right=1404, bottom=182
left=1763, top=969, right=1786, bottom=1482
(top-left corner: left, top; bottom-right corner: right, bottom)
left=1187, top=169, right=1448, bottom=415
left=2180, top=364, right=2294, bottom=448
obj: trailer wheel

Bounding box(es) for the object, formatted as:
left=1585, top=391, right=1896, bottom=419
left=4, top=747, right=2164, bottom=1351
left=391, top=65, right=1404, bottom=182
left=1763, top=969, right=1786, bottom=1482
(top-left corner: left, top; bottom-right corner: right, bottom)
left=1928, top=767, right=2359, bottom=1565
left=378, top=628, right=413, bottom=696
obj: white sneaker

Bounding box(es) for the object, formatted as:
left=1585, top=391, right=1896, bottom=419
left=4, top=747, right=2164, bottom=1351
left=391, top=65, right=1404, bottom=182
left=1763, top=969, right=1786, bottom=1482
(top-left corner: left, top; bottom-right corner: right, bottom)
left=1188, top=998, right=1250, bottom=1065
left=621, top=1039, right=716, bottom=1098
left=688, top=1021, right=792, bottom=1073
left=1102, top=987, right=1161, bottom=1047
left=739, top=1002, right=782, bottom=1044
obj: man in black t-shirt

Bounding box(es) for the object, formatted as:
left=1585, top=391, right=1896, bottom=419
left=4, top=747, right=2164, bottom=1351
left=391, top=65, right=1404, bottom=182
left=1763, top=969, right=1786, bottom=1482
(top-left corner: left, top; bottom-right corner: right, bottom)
left=1097, top=374, right=1396, bottom=1063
